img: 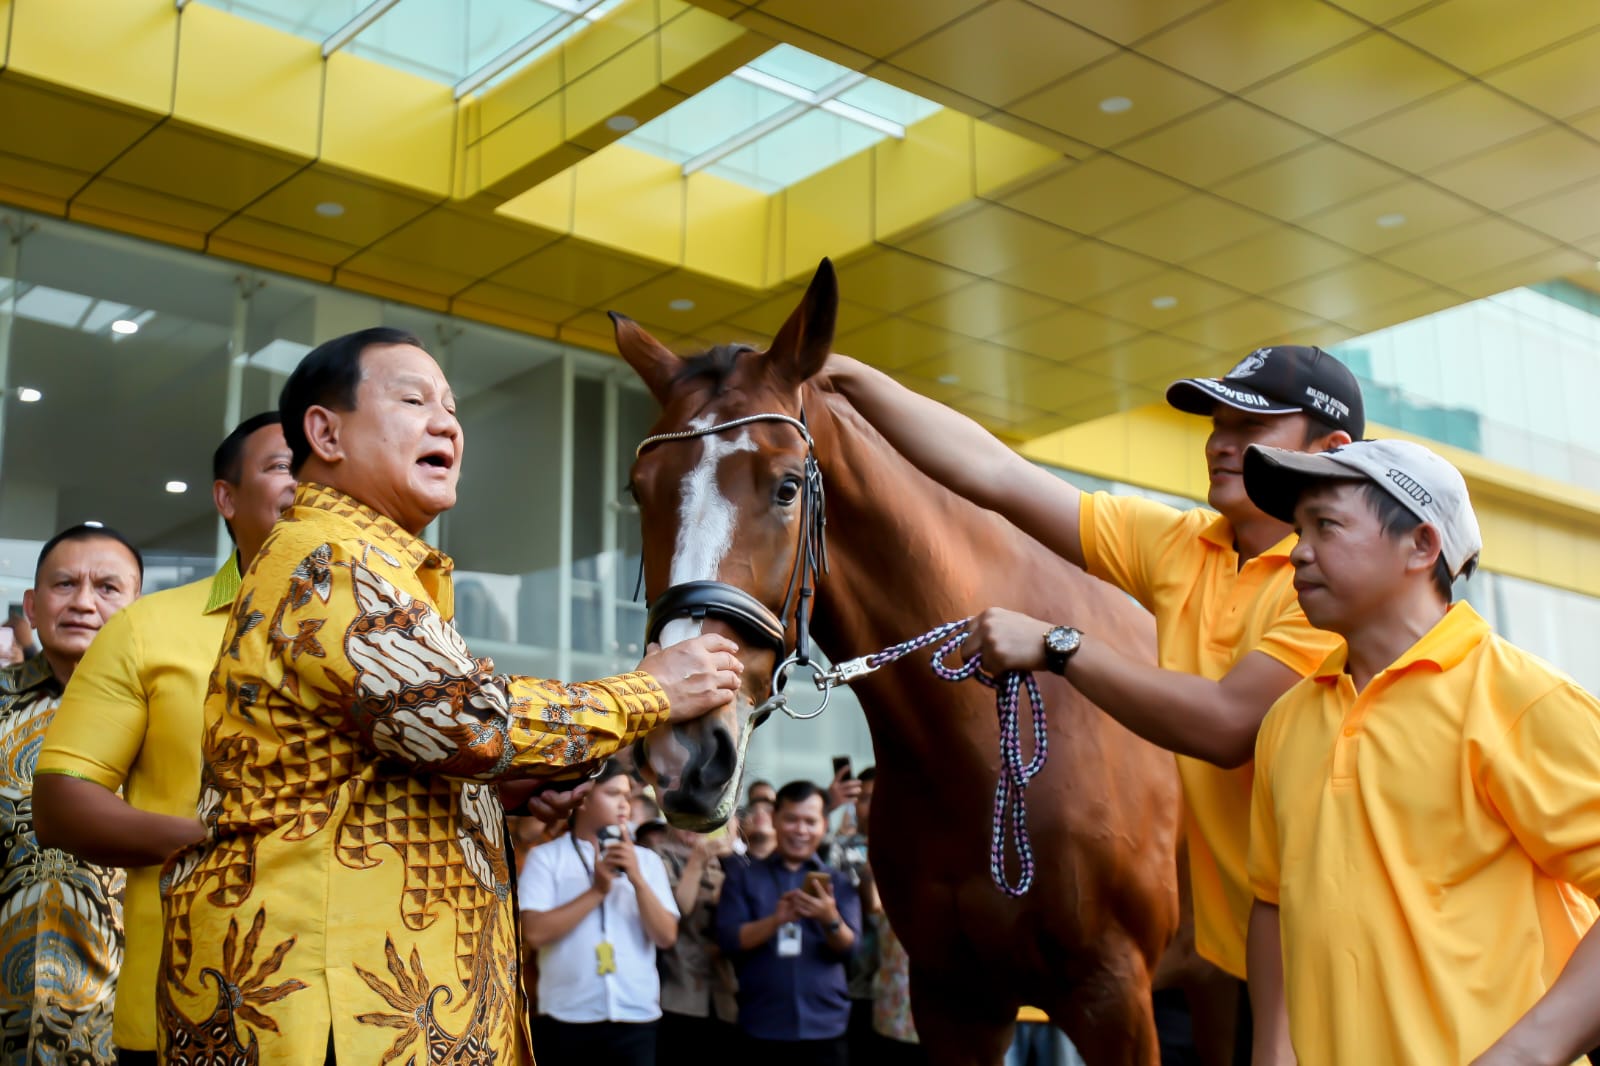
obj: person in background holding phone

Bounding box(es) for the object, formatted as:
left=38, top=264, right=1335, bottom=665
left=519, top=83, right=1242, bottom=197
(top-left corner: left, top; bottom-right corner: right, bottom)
left=520, top=761, right=680, bottom=1066
left=651, top=823, right=739, bottom=1066
left=718, top=780, right=861, bottom=1065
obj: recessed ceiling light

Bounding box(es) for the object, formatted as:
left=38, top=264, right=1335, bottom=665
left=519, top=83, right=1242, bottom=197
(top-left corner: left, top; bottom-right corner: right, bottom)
left=606, top=114, right=640, bottom=132
left=1376, top=212, right=1407, bottom=228
left=111, top=319, right=140, bottom=335
left=1099, top=96, right=1133, bottom=114
left=165, top=480, right=188, bottom=494
left=16, top=387, right=41, bottom=403
left=937, top=374, right=961, bottom=385
left=315, top=201, right=346, bottom=218
left=1151, top=295, right=1179, bottom=310
left=668, top=298, right=696, bottom=312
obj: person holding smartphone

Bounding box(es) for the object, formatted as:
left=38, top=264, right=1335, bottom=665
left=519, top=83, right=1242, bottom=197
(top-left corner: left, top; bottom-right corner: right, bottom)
left=717, top=780, right=861, bottom=1065
left=520, top=761, right=680, bottom=1066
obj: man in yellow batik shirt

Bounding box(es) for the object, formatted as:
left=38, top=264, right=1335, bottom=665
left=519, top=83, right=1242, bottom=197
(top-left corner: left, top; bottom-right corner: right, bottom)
left=34, top=412, right=295, bottom=1064
left=156, top=328, right=744, bottom=1065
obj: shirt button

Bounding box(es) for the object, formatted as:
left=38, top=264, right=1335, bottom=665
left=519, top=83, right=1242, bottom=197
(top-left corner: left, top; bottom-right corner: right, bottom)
left=1342, top=727, right=1357, bottom=738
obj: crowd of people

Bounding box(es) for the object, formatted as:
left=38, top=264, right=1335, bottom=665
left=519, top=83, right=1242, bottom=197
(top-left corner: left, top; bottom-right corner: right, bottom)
left=2, top=323, right=1599, bottom=1066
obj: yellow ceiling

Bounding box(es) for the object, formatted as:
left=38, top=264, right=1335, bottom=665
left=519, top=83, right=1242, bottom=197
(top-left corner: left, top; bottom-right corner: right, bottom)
left=3, top=0, right=1600, bottom=441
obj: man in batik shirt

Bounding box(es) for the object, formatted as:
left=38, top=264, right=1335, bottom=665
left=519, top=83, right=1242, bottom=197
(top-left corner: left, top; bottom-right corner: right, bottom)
left=0, top=524, right=143, bottom=1065
left=157, top=328, right=744, bottom=1065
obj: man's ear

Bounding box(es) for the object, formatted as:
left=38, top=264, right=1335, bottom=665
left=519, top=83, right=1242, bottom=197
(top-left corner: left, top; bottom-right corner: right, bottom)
left=1410, top=522, right=1445, bottom=575
left=213, top=479, right=237, bottom=523
left=21, top=590, right=35, bottom=629
left=303, top=407, right=344, bottom=465
left=1310, top=427, right=1353, bottom=452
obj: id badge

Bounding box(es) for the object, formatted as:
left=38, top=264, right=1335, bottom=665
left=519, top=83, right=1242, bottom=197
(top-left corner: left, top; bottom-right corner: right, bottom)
left=776, top=921, right=802, bottom=958
left=595, top=940, right=617, bottom=975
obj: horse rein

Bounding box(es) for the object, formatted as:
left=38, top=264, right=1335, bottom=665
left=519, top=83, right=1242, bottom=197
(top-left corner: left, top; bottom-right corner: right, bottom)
left=633, top=410, right=1046, bottom=896
left=636, top=411, right=832, bottom=723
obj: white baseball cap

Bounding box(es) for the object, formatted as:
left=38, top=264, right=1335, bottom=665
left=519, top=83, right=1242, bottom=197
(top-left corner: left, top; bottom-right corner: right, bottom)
left=1243, top=439, right=1483, bottom=578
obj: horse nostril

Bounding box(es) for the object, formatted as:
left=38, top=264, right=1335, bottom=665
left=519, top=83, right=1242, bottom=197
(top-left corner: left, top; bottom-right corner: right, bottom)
left=683, top=724, right=738, bottom=794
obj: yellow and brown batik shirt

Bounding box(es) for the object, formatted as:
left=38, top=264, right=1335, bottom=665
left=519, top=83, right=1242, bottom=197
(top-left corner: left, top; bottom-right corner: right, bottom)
left=157, top=483, right=670, bottom=1065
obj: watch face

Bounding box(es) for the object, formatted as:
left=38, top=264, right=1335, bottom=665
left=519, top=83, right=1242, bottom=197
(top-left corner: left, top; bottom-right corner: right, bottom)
left=1046, top=626, right=1080, bottom=654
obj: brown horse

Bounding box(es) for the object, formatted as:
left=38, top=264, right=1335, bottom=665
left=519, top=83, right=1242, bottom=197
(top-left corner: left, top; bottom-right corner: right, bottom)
left=614, top=260, right=1181, bottom=1064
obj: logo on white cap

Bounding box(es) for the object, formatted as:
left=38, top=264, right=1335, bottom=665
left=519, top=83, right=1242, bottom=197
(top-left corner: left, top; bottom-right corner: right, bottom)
left=1384, top=468, right=1433, bottom=508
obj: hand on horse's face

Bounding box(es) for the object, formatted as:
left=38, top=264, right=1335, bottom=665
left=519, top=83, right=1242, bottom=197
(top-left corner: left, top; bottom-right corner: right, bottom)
left=640, top=634, right=744, bottom=721
left=964, top=608, right=1052, bottom=674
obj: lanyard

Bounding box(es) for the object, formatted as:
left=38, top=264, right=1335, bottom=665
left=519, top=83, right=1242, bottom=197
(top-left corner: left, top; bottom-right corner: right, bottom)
left=571, top=833, right=607, bottom=937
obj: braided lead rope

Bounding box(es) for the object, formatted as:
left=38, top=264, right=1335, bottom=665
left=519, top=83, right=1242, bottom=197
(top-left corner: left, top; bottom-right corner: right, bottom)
left=859, top=619, right=1046, bottom=897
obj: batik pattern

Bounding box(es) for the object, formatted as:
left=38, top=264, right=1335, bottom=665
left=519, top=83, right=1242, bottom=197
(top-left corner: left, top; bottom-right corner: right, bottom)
left=0, top=658, right=124, bottom=1066
left=158, top=483, right=670, bottom=1064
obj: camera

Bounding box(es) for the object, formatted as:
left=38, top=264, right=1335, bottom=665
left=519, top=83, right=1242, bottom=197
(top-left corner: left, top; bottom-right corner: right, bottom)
left=596, top=824, right=624, bottom=852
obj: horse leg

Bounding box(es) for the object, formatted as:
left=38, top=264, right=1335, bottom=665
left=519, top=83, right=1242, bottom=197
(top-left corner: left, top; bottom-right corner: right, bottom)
left=909, top=963, right=1016, bottom=1066
left=1048, top=934, right=1159, bottom=1066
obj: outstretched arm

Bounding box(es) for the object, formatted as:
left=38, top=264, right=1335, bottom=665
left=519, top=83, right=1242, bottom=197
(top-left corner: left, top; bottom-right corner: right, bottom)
left=34, top=774, right=205, bottom=867
left=967, top=608, right=1302, bottom=768
left=822, top=355, right=1086, bottom=568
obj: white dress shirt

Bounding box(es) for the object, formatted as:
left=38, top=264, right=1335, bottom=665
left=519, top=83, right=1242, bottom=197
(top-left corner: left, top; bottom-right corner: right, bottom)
left=519, top=834, right=679, bottom=1023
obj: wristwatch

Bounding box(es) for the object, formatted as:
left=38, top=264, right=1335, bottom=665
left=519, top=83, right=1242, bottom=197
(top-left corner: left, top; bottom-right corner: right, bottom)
left=1043, top=625, right=1083, bottom=675
left=823, top=919, right=843, bottom=935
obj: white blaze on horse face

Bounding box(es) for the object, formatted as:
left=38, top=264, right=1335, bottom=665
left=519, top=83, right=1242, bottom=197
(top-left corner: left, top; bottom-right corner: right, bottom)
left=658, top=414, right=757, bottom=650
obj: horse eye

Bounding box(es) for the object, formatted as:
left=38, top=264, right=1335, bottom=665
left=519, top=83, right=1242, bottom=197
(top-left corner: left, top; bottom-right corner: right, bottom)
left=774, top=477, right=802, bottom=506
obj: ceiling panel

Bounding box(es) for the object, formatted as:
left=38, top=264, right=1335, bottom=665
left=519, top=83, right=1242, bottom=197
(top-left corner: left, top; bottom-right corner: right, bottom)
left=1024, top=0, right=1219, bottom=47
left=1482, top=28, right=1600, bottom=119
left=901, top=279, right=1059, bottom=339
left=1266, top=258, right=1433, bottom=320
left=1072, top=332, right=1219, bottom=383
left=1377, top=217, right=1558, bottom=283
left=1338, top=83, right=1547, bottom=175
left=1160, top=297, right=1324, bottom=351
left=834, top=315, right=964, bottom=370
left=890, top=204, right=1079, bottom=275
left=1211, top=141, right=1404, bottom=220
left=991, top=306, right=1142, bottom=361
left=1083, top=268, right=1242, bottom=326
left=994, top=239, right=1166, bottom=301
left=1000, top=155, right=1188, bottom=232
left=489, top=239, right=668, bottom=306
left=890, top=1, right=1114, bottom=108
left=831, top=249, right=973, bottom=312
left=594, top=269, right=761, bottom=333
left=1502, top=178, right=1600, bottom=242
left=750, top=0, right=980, bottom=57
left=101, top=125, right=305, bottom=212
left=1007, top=52, right=1221, bottom=149
left=1387, top=0, right=1600, bottom=75
left=1098, top=193, right=1275, bottom=262
left=1333, top=283, right=1466, bottom=332
left=0, top=79, right=156, bottom=173
left=1244, top=33, right=1459, bottom=135
left=899, top=341, right=1056, bottom=399
left=239, top=168, right=439, bottom=248
left=1137, top=0, right=1368, bottom=93
left=1118, top=100, right=1314, bottom=189
left=1185, top=229, right=1359, bottom=291
left=1297, top=180, right=1480, bottom=252
left=1427, top=127, right=1600, bottom=210
left=369, top=207, right=560, bottom=279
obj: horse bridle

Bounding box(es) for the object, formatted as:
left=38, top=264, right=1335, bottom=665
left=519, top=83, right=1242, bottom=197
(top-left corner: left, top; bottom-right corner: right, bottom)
left=635, top=411, right=834, bottom=721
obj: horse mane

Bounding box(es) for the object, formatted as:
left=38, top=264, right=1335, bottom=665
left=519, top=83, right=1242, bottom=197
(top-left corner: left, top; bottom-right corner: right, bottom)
left=671, top=344, right=758, bottom=396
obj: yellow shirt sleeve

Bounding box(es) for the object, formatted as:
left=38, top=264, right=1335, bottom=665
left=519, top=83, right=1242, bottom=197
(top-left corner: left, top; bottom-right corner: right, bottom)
left=1248, top=707, right=1286, bottom=905
left=1078, top=492, right=1189, bottom=612
left=264, top=542, right=669, bottom=780
left=1480, top=681, right=1600, bottom=897
left=36, top=605, right=146, bottom=790
left=1253, top=587, right=1343, bottom=679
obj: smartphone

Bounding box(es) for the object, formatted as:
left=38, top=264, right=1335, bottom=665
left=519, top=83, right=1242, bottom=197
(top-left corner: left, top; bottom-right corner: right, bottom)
left=596, top=824, right=624, bottom=852
left=831, top=755, right=853, bottom=782
left=804, top=870, right=831, bottom=898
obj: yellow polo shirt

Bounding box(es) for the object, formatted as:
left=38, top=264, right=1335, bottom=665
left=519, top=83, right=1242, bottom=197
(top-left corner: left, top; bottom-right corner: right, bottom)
left=36, top=556, right=241, bottom=1052
left=1080, top=492, right=1338, bottom=978
left=1249, top=603, right=1600, bottom=1065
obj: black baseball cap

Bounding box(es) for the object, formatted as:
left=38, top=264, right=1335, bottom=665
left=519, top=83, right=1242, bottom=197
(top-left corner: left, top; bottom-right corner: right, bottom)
left=1167, top=345, right=1365, bottom=438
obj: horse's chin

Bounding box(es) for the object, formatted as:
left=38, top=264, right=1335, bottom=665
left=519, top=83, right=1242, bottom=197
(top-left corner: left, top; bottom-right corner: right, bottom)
left=647, top=701, right=762, bottom=833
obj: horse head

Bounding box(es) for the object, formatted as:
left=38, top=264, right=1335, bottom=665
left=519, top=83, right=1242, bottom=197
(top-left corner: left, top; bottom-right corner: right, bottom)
left=611, top=260, right=838, bottom=830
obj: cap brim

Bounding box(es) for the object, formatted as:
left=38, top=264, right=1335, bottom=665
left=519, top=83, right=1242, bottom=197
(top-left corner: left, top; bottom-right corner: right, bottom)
left=1166, top=378, right=1302, bottom=418
left=1242, top=446, right=1360, bottom=525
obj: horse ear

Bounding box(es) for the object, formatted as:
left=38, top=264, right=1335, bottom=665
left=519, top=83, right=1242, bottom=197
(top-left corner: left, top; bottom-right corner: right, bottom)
left=766, top=258, right=838, bottom=388
left=610, top=312, right=681, bottom=403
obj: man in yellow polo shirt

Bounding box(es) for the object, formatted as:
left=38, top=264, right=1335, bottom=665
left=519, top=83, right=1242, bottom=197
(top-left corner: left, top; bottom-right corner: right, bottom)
left=828, top=346, right=1362, bottom=1057
left=32, top=412, right=296, bottom=1064
left=1242, top=439, right=1600, bottom=1065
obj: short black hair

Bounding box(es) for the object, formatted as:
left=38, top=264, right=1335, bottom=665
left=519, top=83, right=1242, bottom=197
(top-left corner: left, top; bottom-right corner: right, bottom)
left=1302, top=415, right=1342, bottom=447
left=1357, top=481, right=1460, bottom=603
left=774, top=780, right=826, bottom=813
left=747, top=778, right=773, bottom=795
left=35, top=524, right=143, bottom=584
left=857, top=766, right=876, bottom=784
left=213, top=411, right=284, bottom=484
left=278, top=327, right=423, bottom=474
